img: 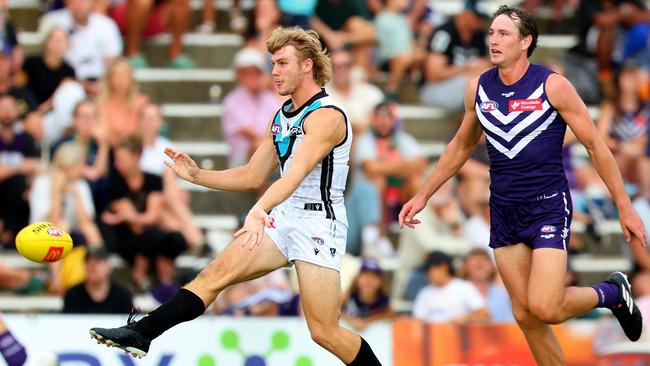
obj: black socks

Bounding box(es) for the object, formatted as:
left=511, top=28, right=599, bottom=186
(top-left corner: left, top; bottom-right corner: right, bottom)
left=347, top=337, right=382, bottom=366
left=133, top=288, right=206, bottom=340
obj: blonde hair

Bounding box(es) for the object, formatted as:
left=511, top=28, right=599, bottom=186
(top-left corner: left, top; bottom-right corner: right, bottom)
left=266, top=27, right=332, bottom=87
left=52, top=142, right=85, bottom=169
left=99, top=57, right=139, bottom=107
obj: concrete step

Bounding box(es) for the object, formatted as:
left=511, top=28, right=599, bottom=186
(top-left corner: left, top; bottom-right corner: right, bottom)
left=9, top=0, right=253, bottom=32
left=162, top=103, right=458, bottom=142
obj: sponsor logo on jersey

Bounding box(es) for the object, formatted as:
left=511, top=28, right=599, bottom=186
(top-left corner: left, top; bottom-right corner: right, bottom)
left=480, top=100, right=499, bottom=112
left=501, top=91, right=515, bottom=97
left=561, top=227, right=570, bottom=239
left=269, top=218, right=276, bottom=229
left=304, top=203, right=323, bottom=211
left=46, top=228, right=64, bottom=237
left=43, top=246, right=64, bottom=262
left=541, top=234, right=555, bottom=239
left=311, top=237, right=324, bottom=245
left=540, top=225, right=556, bottom=233
left=329, top=248, right=336, bottom=257
left=509, top=98, right=543, bottom=112
left=271, top=124, right=281, bottom=135
left=289, top=126, right=303, bottom=135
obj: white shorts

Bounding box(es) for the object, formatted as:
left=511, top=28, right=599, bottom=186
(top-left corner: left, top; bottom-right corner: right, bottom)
left=264, top=206, right=347, bottom=272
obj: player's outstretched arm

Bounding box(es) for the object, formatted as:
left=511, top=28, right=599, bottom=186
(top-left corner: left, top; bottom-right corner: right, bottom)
left=235, top=108, right=346, bottom=248
left=399, top=76, right=483, bottom=229
left=547, top=73, right=647, bottom=247
left=164, top=121, right=279, bottom=192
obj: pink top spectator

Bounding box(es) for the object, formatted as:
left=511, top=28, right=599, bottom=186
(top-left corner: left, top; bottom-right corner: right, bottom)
left=222, top=86, right=280, bottom=167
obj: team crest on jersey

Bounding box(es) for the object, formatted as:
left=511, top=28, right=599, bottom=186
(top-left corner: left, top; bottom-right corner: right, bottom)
left=540, top=225, right=556, bottom=233
left=271, top=124, right=281, bottom=135
left=480, top=100, right=499, bottom=112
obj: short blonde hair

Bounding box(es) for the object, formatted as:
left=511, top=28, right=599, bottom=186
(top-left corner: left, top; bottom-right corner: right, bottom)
left=266, top=27, right=332, bottom=87
left=52, top=142, right=85, bottom=169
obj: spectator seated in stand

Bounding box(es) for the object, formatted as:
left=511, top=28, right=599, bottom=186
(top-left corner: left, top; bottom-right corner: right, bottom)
left=51, top=99, right=110, bottom=214
left=101, top=136, right=187, bottom=294
left=0, top=94, right=39, bottom=247
left=98, top=57, right=148, bottom=147
left=460, top=248, right=514, bottom=323
left=342, top=258, right=392, bottom=331
left=222, top=48, right=280, bottom=169
left=108, top=0, right=196, bottom=68
left=325, top=49, right=384, bottom=137
left=38, top=0, right=123, bottom=97
left=412, top=250, right=489, bottom=324
left=355, top=101, right=427, bottom=230
left=419, top=8, right=490, bottom=113
left=373, top=0, right=419, bottom=101
left=597, top=65, right=649, bottom=189
left=311, top=0, right=376, bottom=74
left=139, top=103, right=204, bottom=251
left=63, top=246, right=134, bottom=314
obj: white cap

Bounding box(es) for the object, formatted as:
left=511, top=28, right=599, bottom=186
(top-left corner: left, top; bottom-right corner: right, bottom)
left=233, top=48, right=267, bottom=71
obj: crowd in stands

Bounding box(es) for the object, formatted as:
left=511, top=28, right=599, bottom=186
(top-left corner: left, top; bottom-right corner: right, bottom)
left=0, top=0, right=648, bottom=349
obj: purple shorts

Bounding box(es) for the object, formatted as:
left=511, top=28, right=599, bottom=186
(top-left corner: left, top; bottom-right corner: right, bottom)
left=489, top=191, right=572, bottom=250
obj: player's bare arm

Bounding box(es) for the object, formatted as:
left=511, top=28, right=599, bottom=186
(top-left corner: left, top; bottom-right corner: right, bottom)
left=546, top=73, right=647, bottom=247
left=399, top=76, right=484, bottom=228
left=164, top=119, right=279, bottom=192
left=235, top=108, right=346, bottom=248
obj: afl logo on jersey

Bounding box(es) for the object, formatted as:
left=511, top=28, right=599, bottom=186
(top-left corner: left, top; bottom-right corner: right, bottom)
left=271, top=124, right=281, bottom=135
left=480, top=100, right=499, bottom=112
left=540, top=225, right=557, bottom=233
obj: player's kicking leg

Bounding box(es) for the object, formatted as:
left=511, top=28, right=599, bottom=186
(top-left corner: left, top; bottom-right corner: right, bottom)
left=496, top=244, right=643, bottom=366
left=89, top=233, right=289, bottom=358
left=295, top=260, right=382, bottom=365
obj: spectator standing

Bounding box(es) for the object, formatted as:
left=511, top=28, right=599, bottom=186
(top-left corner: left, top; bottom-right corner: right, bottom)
left=108, top=0, right=195, bottom=69
left=342, top=258, right=392, bottom=331
left=460, top=248, right=514, bottom=322
left=97, top=57, right=148, bottom=146
left=222, top=48, right=280, bottom=168
left=325, top=49, right=384, bottom=136
left=63, top=246, right=134, bottom=314
left=420, top=9, right=490, bottom=113
left=38, top=0, right=123, bottom=94
left=412, top=251, right=489, bottom=323
left=0, top=94, right=39, bottom=246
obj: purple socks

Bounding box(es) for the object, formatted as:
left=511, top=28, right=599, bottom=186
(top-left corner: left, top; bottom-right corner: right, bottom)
left=0, top=331, right=27, bottom=366
left=591, top=281, right=620, bottom=308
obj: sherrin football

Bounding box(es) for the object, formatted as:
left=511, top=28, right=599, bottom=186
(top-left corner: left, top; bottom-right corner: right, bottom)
left=15, top=222, right=73, bottom=263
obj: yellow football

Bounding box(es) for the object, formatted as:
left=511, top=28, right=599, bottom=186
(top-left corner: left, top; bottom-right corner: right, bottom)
left=15, top=222, right=73, bottom=263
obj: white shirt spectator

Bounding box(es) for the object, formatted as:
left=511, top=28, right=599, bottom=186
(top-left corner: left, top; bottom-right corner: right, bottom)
left=38, top=10, right=123, bottom=80
left=326, top=82, right=384, bottom=131
left=413, top=278, right=485, bottom=322
left=141, top=136, right=174, bottom=176
left=29, top=175, right=95, bottom=226
left=465, top=215, right=491, bottom=251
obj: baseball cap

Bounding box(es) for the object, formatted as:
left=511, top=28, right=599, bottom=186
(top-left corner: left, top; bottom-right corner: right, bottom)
left=360, top=258, right=383, bottom=274
left=85, top=246, right=110, bottom=261
left=233, top=48, right=267, bottom=71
